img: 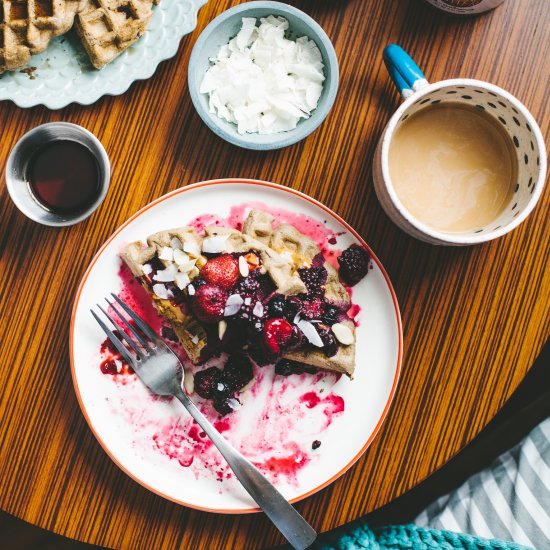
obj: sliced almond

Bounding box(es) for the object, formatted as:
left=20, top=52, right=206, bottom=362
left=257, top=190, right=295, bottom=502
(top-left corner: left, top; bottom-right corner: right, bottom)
left=189, top=267, right=200, bottom=280
left=218, top=320, right=228, bottom=340
left=297, top=319, right=324, bottom=347
left=158, top=246, right=174, bottom=262
left=187, top=283, right=196, bottom=296
left=332, top=323, right=354, bottom=345
left=239, top=255, right=250, bottom=277
left=184, top=370, right=194, bottom=394
left=152, top=283, right=173, bottom=300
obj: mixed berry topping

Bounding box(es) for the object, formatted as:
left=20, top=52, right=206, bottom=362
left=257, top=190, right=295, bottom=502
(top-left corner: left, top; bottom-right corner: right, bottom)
left=337, top=244, right=370, bottom=286
left=142, top=243, right=360, bottom=415
left=192, top=283, right=228, bottom=323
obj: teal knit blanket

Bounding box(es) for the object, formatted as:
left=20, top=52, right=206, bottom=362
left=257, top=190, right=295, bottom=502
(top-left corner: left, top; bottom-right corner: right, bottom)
left=315, top=523, right=531, bottom=549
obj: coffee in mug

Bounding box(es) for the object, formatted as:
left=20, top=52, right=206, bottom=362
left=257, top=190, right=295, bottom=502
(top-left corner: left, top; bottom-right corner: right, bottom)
left=388, top=102, right=517, bottom=233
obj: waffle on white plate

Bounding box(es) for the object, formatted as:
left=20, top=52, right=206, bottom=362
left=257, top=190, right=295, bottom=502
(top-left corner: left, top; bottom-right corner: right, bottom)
left=0, top=0, right=157, bottom=73
left=120, top=210, right=365, bottom=379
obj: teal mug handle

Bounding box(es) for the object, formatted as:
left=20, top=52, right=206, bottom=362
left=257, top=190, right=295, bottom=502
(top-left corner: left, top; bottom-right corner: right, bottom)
left=383, top=44, right=429, bottom=98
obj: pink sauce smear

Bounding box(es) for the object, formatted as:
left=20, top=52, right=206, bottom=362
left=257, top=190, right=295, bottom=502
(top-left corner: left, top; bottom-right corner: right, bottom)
left=97, top=203, right=359, bottom=488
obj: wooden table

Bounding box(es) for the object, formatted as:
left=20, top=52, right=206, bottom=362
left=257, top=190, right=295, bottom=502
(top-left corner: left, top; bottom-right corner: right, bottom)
left=1, top=0, right=548, bottom=548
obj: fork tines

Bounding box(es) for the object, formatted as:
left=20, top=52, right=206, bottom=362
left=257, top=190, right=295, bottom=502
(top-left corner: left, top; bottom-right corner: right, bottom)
left=91, top=294, right=158, bottom=366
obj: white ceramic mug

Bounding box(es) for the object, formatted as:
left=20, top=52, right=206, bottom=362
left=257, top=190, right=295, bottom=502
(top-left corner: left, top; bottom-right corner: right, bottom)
left=372, top=45, right=547, bottom=246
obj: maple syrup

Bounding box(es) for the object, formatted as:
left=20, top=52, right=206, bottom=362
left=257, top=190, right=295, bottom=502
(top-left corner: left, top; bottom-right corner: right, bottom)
left=27, top=140, right=100, bottom=214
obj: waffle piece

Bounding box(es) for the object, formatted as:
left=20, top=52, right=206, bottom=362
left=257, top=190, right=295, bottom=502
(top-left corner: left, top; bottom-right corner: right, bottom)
left=120, top=210, right=357, bottom=377
left=0, top=0, right=85, bottom=73
left=74, top=0, right=156, bottom=69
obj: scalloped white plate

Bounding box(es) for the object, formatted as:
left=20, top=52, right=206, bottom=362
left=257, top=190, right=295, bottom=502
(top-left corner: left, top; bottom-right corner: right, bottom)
left=0, top=0, right=206, bottom=109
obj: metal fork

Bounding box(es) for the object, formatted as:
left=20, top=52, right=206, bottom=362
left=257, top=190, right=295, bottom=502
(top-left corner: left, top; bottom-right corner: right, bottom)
left=92, top=294, right=317, bottom=550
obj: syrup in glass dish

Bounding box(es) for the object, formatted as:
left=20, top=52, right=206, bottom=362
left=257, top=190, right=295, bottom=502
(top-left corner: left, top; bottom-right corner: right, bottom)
left=27, top=140, right=100, bottom=215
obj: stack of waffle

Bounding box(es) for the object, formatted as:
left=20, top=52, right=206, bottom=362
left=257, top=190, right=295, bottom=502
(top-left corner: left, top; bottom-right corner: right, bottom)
left=0, top=0, right=158, bottom=73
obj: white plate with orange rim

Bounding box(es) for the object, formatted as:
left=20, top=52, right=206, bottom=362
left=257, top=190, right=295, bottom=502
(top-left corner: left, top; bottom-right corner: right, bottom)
left=70, top=179, right=402, bottom=512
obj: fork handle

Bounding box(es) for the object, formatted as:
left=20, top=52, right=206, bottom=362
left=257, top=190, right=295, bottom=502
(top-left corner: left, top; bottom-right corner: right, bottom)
left=174, top=389, right=317, bottom=550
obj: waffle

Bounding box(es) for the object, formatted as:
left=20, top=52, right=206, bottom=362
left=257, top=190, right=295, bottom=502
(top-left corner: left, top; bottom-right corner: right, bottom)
left=120, top=210, right=357, bottom=377
left=0, top=0, right=85, bottom=72
left=74, top=0, right=157, bottom=69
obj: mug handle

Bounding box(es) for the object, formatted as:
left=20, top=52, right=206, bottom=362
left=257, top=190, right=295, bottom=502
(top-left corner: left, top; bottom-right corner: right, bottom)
left=383, top=44, right=430, bottom=99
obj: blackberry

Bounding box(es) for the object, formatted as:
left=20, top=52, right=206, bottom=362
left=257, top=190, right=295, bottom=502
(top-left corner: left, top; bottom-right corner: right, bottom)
left=274, top=359, right=306, bottom=376
left=222, top=354, right=254, bottom=392
left=161, top=326, right=178, bottom=342
left=235, top=276, right=260, bottom=296
left=194, top=367, right=223, bottom=399
left=268, top=295, right=286, bottom=318
left=298, top=266, right=328, bottom=295
left=312, top=440, right=321, bottom=450
left=322, top=306, right=341, bottom=326
left=317, top=324, right=338, bottom=357
left=192, top=277, right=208, bottom=289
left=338, top=244, right=370, bottom=286
left=213, top=396, right=236, bottom=416
left=284, top=296, right=302, bottom=321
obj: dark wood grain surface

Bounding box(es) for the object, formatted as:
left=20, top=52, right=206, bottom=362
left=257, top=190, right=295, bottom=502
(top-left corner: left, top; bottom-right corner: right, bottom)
left=1, top=0, right=549, bottom=548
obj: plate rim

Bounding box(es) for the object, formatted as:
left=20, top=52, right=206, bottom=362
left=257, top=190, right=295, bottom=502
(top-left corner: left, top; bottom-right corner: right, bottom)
left=69, top=178, right=403, bottom=513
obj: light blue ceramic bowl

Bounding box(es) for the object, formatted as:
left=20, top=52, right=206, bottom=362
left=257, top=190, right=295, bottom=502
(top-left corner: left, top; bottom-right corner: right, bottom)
left=188, top=1, right=339, bottom=150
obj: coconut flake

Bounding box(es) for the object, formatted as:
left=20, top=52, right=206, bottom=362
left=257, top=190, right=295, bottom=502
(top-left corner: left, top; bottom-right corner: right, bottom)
left=191, top=334, right=200, bottom=345
left=239, top=255, right=250, bottom=277
left=188, top=284, right=196, bottom=296
left=253, top=301, right=264, bottom=317
left=152, top=284, right=173, bottom=300
left=202, top=235, right=228, bottom=254
left=293, top=312, right=302, bottom=325
left=332, top=323, right=354, bottom=345
left=297, top=319, right=324, bottom=347
left=244, top=297, right=252, bottom=306
left=170, top=237, right=183, bottom=250
left=173, top=248, right=190, bottom=266
left=153, top=263, right=179, bottom=282
left=224, top=294, right=244, bottom=316
left=227, top=397, right=241, bottom=411
left=175, top=271, right=190, bottom=290
left=158, top=246, right=174, bottom=262
left=142, top=263, right=153, bottom=276
left=183, top=240, right=201, bottom=257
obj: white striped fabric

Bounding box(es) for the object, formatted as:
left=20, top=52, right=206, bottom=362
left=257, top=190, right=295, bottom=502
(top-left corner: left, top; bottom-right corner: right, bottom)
left=415, top=416, right=550, bottom=550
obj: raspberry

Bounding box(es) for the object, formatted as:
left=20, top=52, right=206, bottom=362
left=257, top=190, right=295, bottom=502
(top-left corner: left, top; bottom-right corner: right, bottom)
left=194, top=367, right=223, bottom=399
left=222, top=354, right=254, bottom=392
left=201, top=255, right=240, bottom=289
left=298, top=266, right=328, bottom=295
left=300, top=298, right=324, bottom=321
left=338, top=244, right=370, bottom=286
left=192, top=283, right=228, bottom=323
left=263, top=318, right=294, bottom=361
